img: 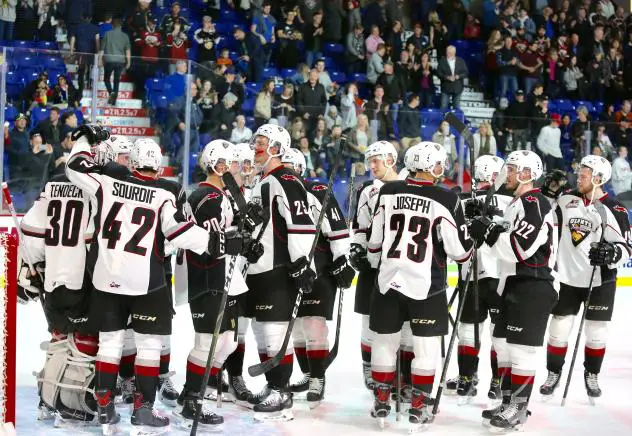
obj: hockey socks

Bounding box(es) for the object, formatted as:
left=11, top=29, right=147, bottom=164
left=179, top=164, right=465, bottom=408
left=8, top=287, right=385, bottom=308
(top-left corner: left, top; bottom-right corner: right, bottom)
left=294, top=345, right=310, bottom=374
left=159, top=350, right=170, bottom=376
left=120, top=352, right=136, bottom=379
left=411, top=371, right=435, bottom=401
left=511, top=369, right=535, bottom=401
left=185, top=358, right=221, bottom=392
left=225, top=342, right=246, bottom=377
left=546, top=339, right=568, bottom=374
left=361, top=342, right=372, bottom=367
left=584, top=346, right=606, bottom=374
left=457, top=344, right=479, bottom=378
left=490, top=348, right=498, bottom=378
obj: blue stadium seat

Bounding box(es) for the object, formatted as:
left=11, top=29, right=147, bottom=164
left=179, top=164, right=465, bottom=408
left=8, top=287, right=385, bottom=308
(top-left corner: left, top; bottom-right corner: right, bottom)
left=242, top=97, right=255, bottom=116
left=6, top=71, right=22, bottom=99
left=422, top=124, right=438, bottom=140
left=246, top=116, right=256, bottom=129
left=323, top=57, right=336, bottom=70
left=262, top=67, right=278, bottom=80
left=43, top=56, right=65, bottom=70
left=13, top=52, right=38, bottom=68
left=324, top=43, right=345, bottom=56
left=330, top=71, right=346, bottom=84
left=469, top=40, right=484, bottom=54
left=451, top=40, right=469, bottom=56
left=179, top=8, right=191, bottom=21
left=574, top=100, right=593, bottom=113
left=36, top=41, right=57, bottom=51
left=20, top=71, right=40, bottom=85
left=246, top=82, right=262, bottom=95
left=220, top=8, right=239, bottom=23
left=280, top=68, right=296, bottom=79
left=420, top=108, right=444, bottom=124
left=214, top=23, right=231, bottom=35
left=4, top=106, right=18, bottom=122
left=10, top=40, right=35, bottom=49
left=74, top=109, right=84, bottom=125
left=30, top=108, right=49, bottom=128
left=151, top=95, right=170, bottom=110
left=593, top=101, right=604, bottom=115
left=553, top=99, right=574, bottom=113
left=146, top=77, right=165, bottom=94
left=351, top=73, right=367, bottom=83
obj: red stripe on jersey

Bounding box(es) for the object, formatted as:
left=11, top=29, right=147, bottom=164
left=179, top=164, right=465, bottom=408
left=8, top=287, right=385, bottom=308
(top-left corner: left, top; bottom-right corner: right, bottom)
left=511, top=373, right=534, bottom=386
left=372, top=371, right=395, bottom=384
left=307, top=349, right=329, bottom=359
left=491, top=349, right=497, bottom=359
left=585, top=346, right=606, bottom=357
left=135, top=365, right=160, bottom=377
left=458, top=345, right=479, bottom=356
left=328, top=233, right=350, bottom=241
left=166, top=221, right=194, bottom=241
left=411, top=374, right=435, bottom=386
left=287, top=229, right=317, bottom=234
left=547, top=344, right=568, bottom=357
left=186, top=360, right=220, bottom=376
left=96, top=361, right=119, bottom=375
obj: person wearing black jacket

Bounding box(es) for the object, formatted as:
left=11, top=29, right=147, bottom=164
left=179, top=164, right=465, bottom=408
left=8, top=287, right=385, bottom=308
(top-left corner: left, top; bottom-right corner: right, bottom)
left=233, top=27, right=265, bottom=83
left=398, top=95, right=421, bottom=150
left=437, top=45, right=468, bottom=109
left=297, top=70, right=327, bottom=134
left=34, top=108, right=62, bottom=148
left=496, top=35, right=520, bottom=101
left=506, top=90, right=531, bottom=150
left=376, top=62, right=405, bottom=105
left=61, top=0, right=93, bottom=40
left=216, top=68, right=245, bottom=108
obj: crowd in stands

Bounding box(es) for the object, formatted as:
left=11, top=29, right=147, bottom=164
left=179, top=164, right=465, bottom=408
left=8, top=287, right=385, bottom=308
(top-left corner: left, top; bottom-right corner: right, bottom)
left=3, top=0, right=632, bottom=205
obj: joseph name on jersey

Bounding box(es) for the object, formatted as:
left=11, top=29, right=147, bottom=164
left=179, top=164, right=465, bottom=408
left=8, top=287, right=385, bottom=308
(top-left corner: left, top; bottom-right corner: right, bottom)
left=66, top=140, right=210, bottom=296
left=555, top=192, right=632, bottom=288
left=367, top=179, right=472, bottom=300
left=352, top=179, right=383, bottom=248
left=20, top=174, right=93, bottom=293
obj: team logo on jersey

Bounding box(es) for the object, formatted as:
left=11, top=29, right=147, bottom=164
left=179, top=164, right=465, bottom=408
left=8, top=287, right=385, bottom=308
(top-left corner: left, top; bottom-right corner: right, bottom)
left=206, top=192, right=220, bottom=200
left=369, top=187, right=379, bottom=198
left=109, top=282, right=121, bottom=288
left=613, top=205, right=627, bottom=214
left=524, top=195, right=538, bottom=203
left=565, top=199, right=579, bottom=209
left=568, top=218, right=592, bottom=246
left=312, top=185, right=327, bottom=191
left=280, top=174, right=299, bottom=182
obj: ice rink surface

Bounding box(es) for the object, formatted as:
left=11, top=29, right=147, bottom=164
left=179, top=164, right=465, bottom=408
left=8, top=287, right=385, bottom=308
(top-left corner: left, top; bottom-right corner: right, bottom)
left=15, top=286, right=632, bottom=435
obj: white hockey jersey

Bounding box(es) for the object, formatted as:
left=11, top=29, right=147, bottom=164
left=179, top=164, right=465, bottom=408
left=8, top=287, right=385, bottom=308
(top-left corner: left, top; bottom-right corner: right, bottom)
left=65, top=138, right=211, bottom=296
left=486, top=188, right=558, bottom=295
left=367, top=178, right=473, bottom=300
left=555, top=192, right=632, bottom=288
left=20, top=174, right=93, bottom=293
left=352, top=179, right=384, bottom=248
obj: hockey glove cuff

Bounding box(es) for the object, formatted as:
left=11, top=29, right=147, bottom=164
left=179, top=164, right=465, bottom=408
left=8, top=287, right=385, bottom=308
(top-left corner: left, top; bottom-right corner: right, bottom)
left=349, top=243, right=371, bottom=271
left=329, top=256, right=356, bottom=289
left=208, top=229, right=247, bottom=258
left=589, top=242, right=622, bottom=266
left=470, top=216, right=505, bottom=248
left=244, top=240, right=264, bottom=264
left=288, top=256, right=316, bottom=293
left=17, top=262, right=44, bottom=304
left=542, top=169, right=568, bottom=199
left=464, top=198, right=485, bottom=220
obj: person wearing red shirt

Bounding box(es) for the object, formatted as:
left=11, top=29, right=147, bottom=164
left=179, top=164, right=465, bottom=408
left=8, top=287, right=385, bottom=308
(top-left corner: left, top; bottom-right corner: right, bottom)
left=166, top=20, right=189, bottom=73
left=135, top=18, right=163, bottom=99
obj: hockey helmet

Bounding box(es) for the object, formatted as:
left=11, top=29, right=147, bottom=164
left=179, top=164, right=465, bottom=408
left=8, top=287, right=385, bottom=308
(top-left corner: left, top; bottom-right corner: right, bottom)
left=505, top=150, right=543, bottom=184
left=364, top=140, right=398, bottom=167
left=250, top=124, right=291, bottom=158
left=580, top=155, right=611, bottom=186
left=281, top=148, right=306, bottom=175
left=131, top=138, right=162, bottom=172
left=95, top=135, right=133, bottom=166
left=405, top=141, right=448, bottom=179
left=474, top=155, right=505, bottom=184
left=201, top=139, right=234, bottom=175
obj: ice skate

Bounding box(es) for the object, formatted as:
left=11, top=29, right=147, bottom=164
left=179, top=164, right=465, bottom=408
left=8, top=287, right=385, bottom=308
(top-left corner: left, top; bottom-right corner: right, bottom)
left=391, top=384, right=413, bottom=403
left=95, top=389, right=120, bottom=436
left=306, top=377, right=325, bottom=408
left=370, top=384, right=392, bottom=429
left=482, top=395, right=510, bottom=426
left=37, top=399, right=55, bottom=420
left=119, top=376, right=136, bottom=405
left=488, top=377, right=501, bottom=401
left=539, top=370, right=561, bottom=400
left=157, top=373, right=179, bottom=407
left=228, top=375, right=252, bottom=405
left=205, top=371, right=231, bottom=403
left=489, top=401, right=531, bottom=432
left=446, top=372, right=478, bottom=396
left=584, top=371, right=602, bottom=405
left=290, top=372, right=310, bottom=393
left=247, top=384, right=272, bottom=409
left=253, top=388, right=294, bottom=422
left=363, top=362, right=376, bottom=390
left=457, top=375, right=478, bottom=405
left=130, top=392, right=170, bottom=435
left=53, top=404, right=98, bottom=429
left=173, top=389, right=223, bottom=431
left=407, top=390, right=434, bottom=433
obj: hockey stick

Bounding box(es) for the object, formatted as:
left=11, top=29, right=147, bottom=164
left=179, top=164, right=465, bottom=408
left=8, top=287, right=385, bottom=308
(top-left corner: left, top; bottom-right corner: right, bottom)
left=395, top=350, right=401, bottom=422
left=190, top=172, right=248, bottom=435
left=325, top=163, right=357, bottom=369
left=248, top=136, right=348, bottom=377
left=561, top=200, right=608, bottom=407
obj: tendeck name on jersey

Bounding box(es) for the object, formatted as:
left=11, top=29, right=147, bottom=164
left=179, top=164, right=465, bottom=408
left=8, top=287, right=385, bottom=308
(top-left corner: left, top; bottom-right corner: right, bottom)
left=49, top=184, right=84, bottom=198
left=394, top=195, right=431, bottom=213
left=112, top=182, right=157, bottom=204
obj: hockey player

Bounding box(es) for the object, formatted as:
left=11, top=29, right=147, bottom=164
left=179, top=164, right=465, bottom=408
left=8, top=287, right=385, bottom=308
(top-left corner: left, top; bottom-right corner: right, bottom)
left=64, top=124, right=250, bottom=434
left=245, top=124, right=317, bottom=421
left=445, top=155, right=513, bottom=403
left=281, top=148, right=355, bottom=407
left=366, top=142, right=473, bottom=429
left=539, top=155, right=631, bottom=401
left=173, top=139, right=264, bottom=429
left=469, top=150, right=557, bottom=430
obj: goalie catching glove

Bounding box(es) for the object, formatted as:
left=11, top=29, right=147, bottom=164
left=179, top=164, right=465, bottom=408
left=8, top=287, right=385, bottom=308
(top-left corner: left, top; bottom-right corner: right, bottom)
left=288, top=256, right=316, bottom=293
left=469, top=215, right=505, bottom=248
left=329, top=256, right=356, bottom=288
left=17, top=261, right=45, bottom=304
left=588, top=241, right=623, bottom=266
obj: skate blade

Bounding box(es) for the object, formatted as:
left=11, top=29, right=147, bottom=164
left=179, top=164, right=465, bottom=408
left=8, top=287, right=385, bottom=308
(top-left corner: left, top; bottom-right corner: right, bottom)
left=173, top=414, right=224, bottom=433
left=204, top=389, right=233, bottom=403
left=129, top=424, right=170, bottom=436
left=408, top=422, right=431, bottom=433
left=254, top=409, right=294, bottom=422
left=489, top=423, right=524, bottom=433
left=54, top=413, right=98, bottom=429
left=101, top=423, right=120, bottom=435
left=443, top=389, right=457, bottom=396
left=588, top=396, right=598, bottom=406
left=540, top=393, right=555, bottom=403
left=378, top=417, right=386, bottom=429
left=158, top=396, right=178, bottom=408
left=457, top=395, right=475, bottom=406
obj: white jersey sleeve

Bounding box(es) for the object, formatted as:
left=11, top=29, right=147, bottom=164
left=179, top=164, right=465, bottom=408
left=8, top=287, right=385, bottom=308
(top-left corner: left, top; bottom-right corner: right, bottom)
left=352, top=180, right=383, bottom=247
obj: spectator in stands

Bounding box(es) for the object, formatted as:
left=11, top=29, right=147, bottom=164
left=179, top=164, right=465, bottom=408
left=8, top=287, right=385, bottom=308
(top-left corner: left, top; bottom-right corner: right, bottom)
left=70, top=13, right=100, bottom=99
left=345, top=23, right=366, bottom=75
left=290, top=117, right=308, bottom=146
left=304, top=10, right=325, bottom=68
left=365, top=25, right=385, bottom=58
left=563, top=55, right=585, bottom=100
left=315, top=58, right=338, bottom=100
left=99, top=14, right=113, bottom=39
left=28, top=132, right=53, bottom=184
left=62, top=0, right=91, bottom=41
left=496, top=35, right=520, bottom=101
left=346, top=0, right=361, bottom=31
left=615, top=100, right=632, bottom=123
left=197, top=80, right=218, bottom=129
left=386, top=20, right=403, bottom=61
left=397, top=94, right=421, bottom=150
left=594, top=124, right=615, bottom=160
left=612, top=146, right=632, bottom=195
left=210, top=92, right=238, bottom=140
left=233, top=26, right=265, bottom=83
left=15, top=0, right=37, bottom=41
left=473, top=121, right=497, bottom=158
left=230, top=115, right=253, bottom=144
left=585, top=24, right=606, bottom=64
left=217, top=48, right=233, bottom=67
left=491, top=97, right=509, bottom=154
left=571, top=106, right=591, bottom=158
left=255, top=79, right=275, bottom=127
left=35, top=107, right=61, bottom=147
left=325, top=125, right=345, bottom=176
left=273, top=82, right=296, bottom=125
left=515, top=8, right=536, bottom=40
left=251, top=1, right=277, bottom=66
left=519, top=40, right=543, bottom=96
left=160, top=1, right=190, bottom=36
left=567, top=33, right=584, bottom=63
left=325, top=105, right=342, bottom=130
left=429, top=18, right=449, bottom=55
left=208, top=64, right=227, bottom=92
left=463, top=13, right=481, bottom=40
left=312, top=117, right=329, bottom=150
left=51, top=75, right=80, bottom=108
left=134, top=17, right=162, bottom=100
left=323, top=0, right=345, bottom=43
left=276, top=8, right=302, bottom=69
left=7, top=114, right=29, bottom=181
left=61, top=110, right=78, bottom=130
left=432, top=121, right=457, bottom=178
left=101, top=18, right=131, bottom=106
left=377, top=61, right=405, bottom=107
left=49, top=125, right=73, bottom=177
left=437, top=45, right=468, bottom=109
left=298, top=136, right=326, bottom=178
left=128, top=0, right=153, bottom=44
left=607, top=46, right=625, bottom=102
left=506, top=89, right=530, bottom=150
left=176, top=81, right=203, bottom=161
left=415, top=51, right=436, bottom=108
left=31, top=79, right=52, bottom=110
left=363, top=0, right=388, bottom=35
left=367, top=43, right=385, bottom=84
left=217, top=68, right=245, bottom=107
left=297, top=69, right=327, bottom=133
left=340, top=82, right=358, bottom=132
left=612, top=118, right=632, bottom=149
left=301, top=0, right=323, bottom=25
left=349, top=113, right=373, bottom=158
left=544, top=48, right=564, bottom=99
left=537, top=113, right=564, bottom=171
left=405, top=22, right=428, bottom=53
left=365, top=84, right=393, bottom=140
left=194, top=16, right=218, bottom=75
left=166, top=20, right=189, bottom=68
left=0, top=0, right=16, bottom=40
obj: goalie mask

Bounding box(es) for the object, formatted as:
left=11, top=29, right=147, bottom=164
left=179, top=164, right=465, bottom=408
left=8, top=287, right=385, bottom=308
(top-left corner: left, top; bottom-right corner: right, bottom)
left=405, top=141, right=448, bottom=179
left=131, top=138, right=162, bottom=172
left=505, top=150, right=543, bottom=184
left=475, top=155, right=504, bottom=184
left=201, top=140, right=234, bottom=176
left=281, top=148, right=306, bottom=176
left=95, top=135, right=133, bottom=167
left=250, top=124, right=291, bottom=169
left=580, top=155, right=611, bottom=186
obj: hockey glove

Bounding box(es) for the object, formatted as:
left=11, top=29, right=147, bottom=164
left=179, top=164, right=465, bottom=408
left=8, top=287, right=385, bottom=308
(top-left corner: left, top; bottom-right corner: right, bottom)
left=239, top=202, right=268, bottom=233
left=329, top=256, right=356, bottom=289
left=469, top=216, right=505, bottom=248
left=349, top=243, right=371, bottom=271
left=288, top=256, right=316, bottom=293
left=71, top=124, right=110, bottom=144
left=588, top=241, right=623, bottom=266
left=542, top=169, right=568, bottom=199
left=208, top=228, right=246, bottom=258
left=17, top=262, right=44, bottom=304
left=464, top=198, right=485, bottom=220
left=243, top=239, right=264, bottom=264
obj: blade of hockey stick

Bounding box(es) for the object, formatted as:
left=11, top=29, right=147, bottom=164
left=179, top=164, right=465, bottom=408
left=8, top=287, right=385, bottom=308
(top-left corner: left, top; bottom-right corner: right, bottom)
left=248, top=136, right=348, bottom=377
left=222, top=172, right=248, bottom=216
left=445, top=111, right=473, bottom=144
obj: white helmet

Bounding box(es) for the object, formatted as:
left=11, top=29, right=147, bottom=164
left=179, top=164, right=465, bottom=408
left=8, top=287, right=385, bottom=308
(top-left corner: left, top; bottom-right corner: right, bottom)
left=251, top=124, right=291, bottom=158
left=95, top=135, right=133, bottom=166
left=475, top=155, right=505, bottom=184
left=405, top=141, right=448, bottom=179
left=505, top=150, right=543, bottom=183
left=201, top=139, right=234, bottom=175
left=365, top=140, right=398, bottom=167
left=234, top=142, right=255, bottom=176
left=131, top=138, right=162, bottom=172
left=580, top=154, right=611, bottom=186
left=281, top=148, right=306, bottom=175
